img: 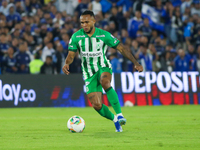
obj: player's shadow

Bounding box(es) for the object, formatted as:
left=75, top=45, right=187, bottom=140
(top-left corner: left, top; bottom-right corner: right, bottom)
left=92, top=131, right=124, bottom=138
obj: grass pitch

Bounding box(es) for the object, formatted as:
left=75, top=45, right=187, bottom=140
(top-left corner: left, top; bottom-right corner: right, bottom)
left=0, top=105, right=200, bottom=150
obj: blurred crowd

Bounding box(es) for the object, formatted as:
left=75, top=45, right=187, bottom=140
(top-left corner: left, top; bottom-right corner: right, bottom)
left=0, top=0, right=200, bottom=75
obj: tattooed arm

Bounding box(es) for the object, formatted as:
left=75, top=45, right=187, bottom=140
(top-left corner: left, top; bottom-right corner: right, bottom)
left=116, top=43, right=143, bottom=72
left=62, top=51, right=76, bottom=75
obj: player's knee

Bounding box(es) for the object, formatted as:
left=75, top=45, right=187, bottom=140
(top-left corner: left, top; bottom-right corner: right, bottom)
left=92, top=102, right=102, bottom=110
left=100, top=79, right=110, bottom=90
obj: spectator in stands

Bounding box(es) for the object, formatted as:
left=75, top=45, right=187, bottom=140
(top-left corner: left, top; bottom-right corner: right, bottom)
left=155, top=0, right=165, bottom=18
left=55, top=0, right=78, bottom=16
left=182, top=6, right=191, bottom=20
left=115, top=0, right=134, bottom=13
left=6, top=3, right=21, bottom=23
left=23, top=0, right=32, bottom=14
left=196, top=45, right=200, bottom=71
left=75, top=0, right=89, bottom=17
left=130, top=40, right=139, bottom=55
left=160, top=51, right=174, bottom=73
left=154, top=36, right=165, bottom=56
left=88, top=0, right=102, bottom=16
left=15, top=1, right=24, bottom=14
left=181, top=0, right=192, bottom=14
left=161, top=1, right=174, bottom=42
left=39, top=22, right=48, bottom=39
left=0, top=0, right=9, bottom=16
left=139, top=18, right=152, bottom=40
left=109, top=7, right=119, bottom=31
left=183, top=17, right=194, bottom=45
left=11, top=37, right=19, bottom=52
left=194, top=27, right=200, bottom=48
left=109, top=52, right=122, bottom=73
left=150, top=30, right=159, bottom=44
left=191, top=0, right=200, bottom=16
left=60, top=33, right=69, bottom=52
left=2, top=47, right=17, bottom=74
left=32, top=27, right=43, bottom=45
left=50, top=5, right=57, bottom=19
left=0, top=33, right=9, bottom=60
left=40, top=55, right=55, bottom=74
left=128, top=10, right=143, bottom=39
left=42, top=42, right=55, bottom=62
left=135, top=44, right=154, bottom=71
left=170, top=8, right=183, bottom=45
left=53, top=12, right=64, bottom=27
left=148, top=43, right=160, bottom=72
left=68, top=52, right=81, bottom=73
left=174, top=48, right=190, bottom=72
left=100, top=0, right=112, bottom=14
left=54, top=43, right=65, bottom=74
left=15, top=42, right=31, bottom=74
left=187, top=44, right=197, bottom=71
left=29, top=51, right=44, bottom=74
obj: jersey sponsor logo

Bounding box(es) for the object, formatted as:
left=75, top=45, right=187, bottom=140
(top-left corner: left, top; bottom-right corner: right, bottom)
left=76, top=35, right=85, bottom=37
left=69, top=45, right=73, bottom=48
left=114, top=40, right=117, bottom=44
left=96, top=35, right=105, bottom=37
left=81, top=51, right=103, bottom=57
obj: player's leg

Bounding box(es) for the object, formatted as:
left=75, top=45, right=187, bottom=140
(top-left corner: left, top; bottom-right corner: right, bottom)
left=87, top=92, right=122, bottom=132
left=87, top=92, right=113, bottom=120
left=99, top=70, right=126, bottom=126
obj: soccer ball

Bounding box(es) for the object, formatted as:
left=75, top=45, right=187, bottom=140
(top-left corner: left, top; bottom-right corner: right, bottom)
left=67, top=115, right=85, bottom=133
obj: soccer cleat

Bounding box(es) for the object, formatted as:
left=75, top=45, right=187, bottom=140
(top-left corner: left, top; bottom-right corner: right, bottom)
left=114, top=121, right=123, bottom=132
left=117, top=115, right=126, bottom=126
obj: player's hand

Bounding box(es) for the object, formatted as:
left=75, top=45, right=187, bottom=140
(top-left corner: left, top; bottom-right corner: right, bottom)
left=135, top=64, right=143, bottom=72
left=62, top=64, right=70, bottom=75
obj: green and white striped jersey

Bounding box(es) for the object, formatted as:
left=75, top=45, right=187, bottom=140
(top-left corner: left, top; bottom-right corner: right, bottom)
left=68, top=27, right=120, bottom=80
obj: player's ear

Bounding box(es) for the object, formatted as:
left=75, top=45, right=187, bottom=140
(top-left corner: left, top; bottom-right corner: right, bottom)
left=92, top=17, right=96, bottom=24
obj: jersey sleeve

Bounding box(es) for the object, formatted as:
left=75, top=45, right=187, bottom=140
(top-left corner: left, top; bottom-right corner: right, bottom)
left=104, top=31, right=120, bottom=48
left=68, top=34, right=78, bottom=52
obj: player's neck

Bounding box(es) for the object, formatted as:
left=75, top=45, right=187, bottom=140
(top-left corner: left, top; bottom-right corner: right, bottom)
left=86, top=27, right=96, bottom=37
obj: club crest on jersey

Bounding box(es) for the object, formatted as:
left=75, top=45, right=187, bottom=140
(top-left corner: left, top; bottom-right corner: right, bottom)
left=96, top=42, right=101, bottom=49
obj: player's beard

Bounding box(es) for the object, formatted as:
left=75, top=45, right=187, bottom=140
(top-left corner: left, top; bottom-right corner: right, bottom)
left=85, top=26, right=93, bottom=34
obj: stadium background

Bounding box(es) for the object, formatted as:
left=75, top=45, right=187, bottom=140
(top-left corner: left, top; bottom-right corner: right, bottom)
left=0, top=0, right=200, bottom=107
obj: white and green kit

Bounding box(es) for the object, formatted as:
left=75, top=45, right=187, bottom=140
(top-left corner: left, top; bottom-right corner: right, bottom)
left=69, top=27, right=123, bottom=124
left=68, top=27, right=120, bottom=80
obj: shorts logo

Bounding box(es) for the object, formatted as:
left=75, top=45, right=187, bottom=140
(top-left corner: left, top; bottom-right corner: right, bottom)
left=85, top=82, right=90, bottom=86
left=86, top=87, right=89, bottom=92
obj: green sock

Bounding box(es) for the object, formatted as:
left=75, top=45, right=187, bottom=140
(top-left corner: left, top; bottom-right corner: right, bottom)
left=106, top=87, right=122, bottom=114
left=96, top=104, right=114, bottom=121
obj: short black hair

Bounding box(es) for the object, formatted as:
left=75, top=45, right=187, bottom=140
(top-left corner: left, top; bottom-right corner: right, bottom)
left=81, top=10, right=95, bottom=17
left=46, top=55, right=52, bottom=60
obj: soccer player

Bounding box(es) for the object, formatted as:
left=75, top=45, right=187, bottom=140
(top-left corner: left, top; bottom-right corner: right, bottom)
left=62, top=10, right=143, bottom=132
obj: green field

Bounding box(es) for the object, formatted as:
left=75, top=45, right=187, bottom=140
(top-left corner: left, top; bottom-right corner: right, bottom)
left=0, top=105, right=200, bottom=150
